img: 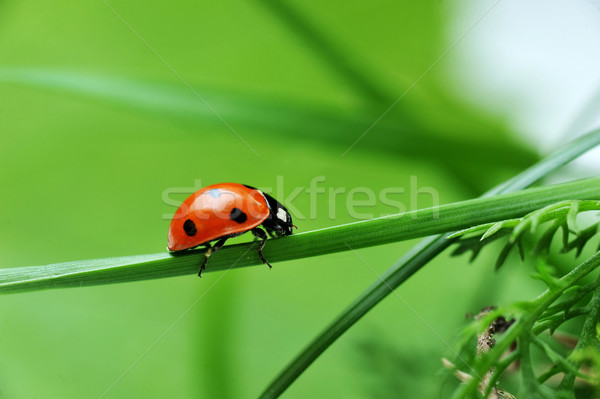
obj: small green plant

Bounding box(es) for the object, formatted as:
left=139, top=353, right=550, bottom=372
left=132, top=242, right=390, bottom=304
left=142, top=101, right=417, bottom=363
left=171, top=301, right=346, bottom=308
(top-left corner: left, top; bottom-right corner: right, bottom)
left=445, top=200, right=600, bottom=398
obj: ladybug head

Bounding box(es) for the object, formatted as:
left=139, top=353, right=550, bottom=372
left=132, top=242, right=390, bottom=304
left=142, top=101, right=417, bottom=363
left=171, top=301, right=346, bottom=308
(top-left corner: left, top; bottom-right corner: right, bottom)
left=260, top=192, right=295, bottom=237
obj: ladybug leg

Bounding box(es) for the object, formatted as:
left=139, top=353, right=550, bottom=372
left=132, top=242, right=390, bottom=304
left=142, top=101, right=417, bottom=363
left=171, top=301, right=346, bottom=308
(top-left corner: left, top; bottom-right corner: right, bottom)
left=199, top=246, right=211, bottom=278
left=251, top=228, right=272, bottom=269
left=198, top=237, right=229, bottom=277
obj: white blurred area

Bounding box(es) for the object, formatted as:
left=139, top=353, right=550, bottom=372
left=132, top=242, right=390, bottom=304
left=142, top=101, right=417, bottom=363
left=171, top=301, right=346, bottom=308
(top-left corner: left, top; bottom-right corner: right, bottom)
left=448, top=0, right=600, bottom=175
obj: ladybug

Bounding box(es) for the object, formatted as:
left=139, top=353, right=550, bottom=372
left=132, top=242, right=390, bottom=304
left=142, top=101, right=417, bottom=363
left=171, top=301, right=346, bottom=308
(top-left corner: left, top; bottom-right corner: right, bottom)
left=168, top=183, right=295, bottom=276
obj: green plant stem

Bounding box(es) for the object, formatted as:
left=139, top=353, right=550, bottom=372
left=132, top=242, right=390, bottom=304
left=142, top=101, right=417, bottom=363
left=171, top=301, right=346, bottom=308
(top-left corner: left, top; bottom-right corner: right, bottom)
left=533, top=307, right=589, bottom=335
left=557, top=274, right=600, bottom=394
left=2, top=178, right=600, bottom=295
left=260, top=1, right=392, bottom=104
left=537, top=365, right=561, bottom=385
left=483, top=350, right=520, bottom=397
left=540, top=281, right=598, bottom=319
left=260, top=128, right=600, bottom=399
left=518, top=335, right=538, bottom=398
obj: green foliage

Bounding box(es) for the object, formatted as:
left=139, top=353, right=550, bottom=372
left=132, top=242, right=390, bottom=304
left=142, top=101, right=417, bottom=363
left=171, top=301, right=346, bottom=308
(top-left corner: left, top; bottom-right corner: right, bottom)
left=447, top=202, right=600, bottom=398
left=451, top=200, right=600, bottom=269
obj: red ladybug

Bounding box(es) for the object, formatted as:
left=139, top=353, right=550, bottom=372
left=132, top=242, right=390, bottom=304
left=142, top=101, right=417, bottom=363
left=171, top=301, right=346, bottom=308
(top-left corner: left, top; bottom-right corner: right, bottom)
left=168, top=183, right=295, bottom=276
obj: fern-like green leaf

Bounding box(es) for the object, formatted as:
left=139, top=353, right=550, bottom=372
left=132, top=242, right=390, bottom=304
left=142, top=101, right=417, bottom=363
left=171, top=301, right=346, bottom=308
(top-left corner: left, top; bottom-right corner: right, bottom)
left=495, top=240, right=517, bottom=270
left=567, top=201, right=580, bottom=233
left=509, top=218, right=531, bottom=244
left=562, top=223, right=599, bottom=257
left=530, top=259, right=565, bottom=292
left=447, top=223, right=496, bottom=239
left=482, top=220, right=519, bottom=240
left=451, top=231, right=509, bottom=262
left=533, top=336, right=591, bottom=380
left=534, top=217, right=564, bottom=254
left=452, top=200, right=600, bottom=269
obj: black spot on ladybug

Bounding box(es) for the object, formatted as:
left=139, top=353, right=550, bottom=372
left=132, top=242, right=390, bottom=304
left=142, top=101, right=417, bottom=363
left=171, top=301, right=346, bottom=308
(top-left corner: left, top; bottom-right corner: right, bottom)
left=208, top=189, right=221, bottom=198
left=183, top=219, right=197, bottom=236
left=230, top=208, right=247, bottom=224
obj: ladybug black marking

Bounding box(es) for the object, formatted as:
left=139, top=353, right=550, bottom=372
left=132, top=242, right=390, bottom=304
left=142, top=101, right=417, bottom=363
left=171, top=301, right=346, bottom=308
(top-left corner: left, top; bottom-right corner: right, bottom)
left=229, top=207, right=248, bottom=224
left=183, top=219, right=197, bottom=236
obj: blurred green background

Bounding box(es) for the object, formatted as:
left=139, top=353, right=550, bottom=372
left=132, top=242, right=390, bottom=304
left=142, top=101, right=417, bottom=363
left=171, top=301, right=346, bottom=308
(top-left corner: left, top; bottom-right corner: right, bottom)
left=1, top=1, right=598, bottom=398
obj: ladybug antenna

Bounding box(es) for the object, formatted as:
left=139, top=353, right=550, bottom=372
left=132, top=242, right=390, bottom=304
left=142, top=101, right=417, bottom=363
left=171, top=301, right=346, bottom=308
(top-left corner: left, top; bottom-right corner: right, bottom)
left=293, top=225, right=298, bottom=229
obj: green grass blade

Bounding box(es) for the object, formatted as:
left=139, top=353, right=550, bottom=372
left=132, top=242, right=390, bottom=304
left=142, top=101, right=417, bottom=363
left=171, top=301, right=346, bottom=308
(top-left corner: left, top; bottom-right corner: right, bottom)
left=1, top=177, right=599, bottom=295
left=0, top=68, right=536, bottom=174
left=259, top=128, right=600, bottom=398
